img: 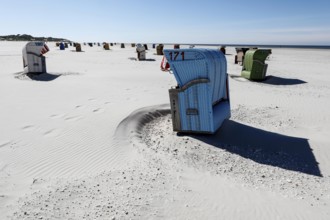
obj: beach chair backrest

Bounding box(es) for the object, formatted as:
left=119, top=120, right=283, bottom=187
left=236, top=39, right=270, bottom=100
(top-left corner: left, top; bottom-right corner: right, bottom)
left=163, top=49, right=227, bottom=104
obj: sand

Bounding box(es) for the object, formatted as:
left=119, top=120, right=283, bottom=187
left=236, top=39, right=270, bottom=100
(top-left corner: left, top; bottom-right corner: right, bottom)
left=0, top=41, right=330, bottom=219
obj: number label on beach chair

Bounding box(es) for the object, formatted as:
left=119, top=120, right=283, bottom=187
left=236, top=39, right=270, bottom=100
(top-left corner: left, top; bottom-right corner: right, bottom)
left=169, top=51, right=185, bottom=61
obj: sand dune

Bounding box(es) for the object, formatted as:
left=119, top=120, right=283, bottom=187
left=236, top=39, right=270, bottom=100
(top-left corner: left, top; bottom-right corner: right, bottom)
left=1, top=42, right=330, bottom=219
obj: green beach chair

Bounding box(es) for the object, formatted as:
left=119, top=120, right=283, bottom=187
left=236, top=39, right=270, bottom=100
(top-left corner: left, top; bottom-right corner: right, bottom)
left=241, top=49, right=271, bottom=81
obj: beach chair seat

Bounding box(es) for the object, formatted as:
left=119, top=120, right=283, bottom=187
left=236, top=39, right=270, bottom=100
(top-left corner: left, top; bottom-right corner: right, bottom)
left=241, top=49, right=271, bottom=81
left=163, top=49, right=230, bottom=134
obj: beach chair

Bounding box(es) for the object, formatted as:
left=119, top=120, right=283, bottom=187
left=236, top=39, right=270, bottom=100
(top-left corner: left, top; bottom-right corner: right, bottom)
left=75, top=43, right=82, bottom=52
left=235, top=51, right=244, bottom=64
left=156, top=44, right=164, bottom=55
left=59, top=42, right=65, bottom=50
left=131, top=43, right=136, bottom=47
left=22, top=41, right=49, bottom=74
left=241, top=49, right=271, bottom=81
left=234, top=48, right=249, bottom=64
left=163, top=49, right=231, bottom=134
left=121, top=43, right=125, bottom=48
left=103, top=43, right=110, bottom=50
left=143, top=44, right=148, bottom=50
left=136, top=44, right=146, bottom=60
left=220, top=46, right=226, bottom=54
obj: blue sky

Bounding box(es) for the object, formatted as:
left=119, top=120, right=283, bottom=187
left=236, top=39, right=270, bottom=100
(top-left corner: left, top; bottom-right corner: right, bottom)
left=0, top=0, right=329, bottom=45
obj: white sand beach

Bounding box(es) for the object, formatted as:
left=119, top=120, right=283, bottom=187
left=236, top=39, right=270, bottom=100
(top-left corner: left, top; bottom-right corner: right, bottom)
left=1, top=42, right=330, bottom=219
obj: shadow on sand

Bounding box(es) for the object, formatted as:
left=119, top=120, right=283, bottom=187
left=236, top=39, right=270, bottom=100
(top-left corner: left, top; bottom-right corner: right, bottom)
left=26, top=72, right=61, bottom=81
left=128, top=57, right=156, bottom=61
left=261, top=75, right=307, bottom=85
left=189, top=120, right=321, bottom=177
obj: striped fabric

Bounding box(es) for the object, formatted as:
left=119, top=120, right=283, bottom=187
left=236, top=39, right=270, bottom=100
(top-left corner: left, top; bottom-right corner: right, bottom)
left=40, top=44, right=49, bottom=55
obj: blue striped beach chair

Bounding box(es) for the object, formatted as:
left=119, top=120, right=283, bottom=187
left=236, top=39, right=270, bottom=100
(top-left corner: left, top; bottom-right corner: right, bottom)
left=164, top=49, right=231, bottom=134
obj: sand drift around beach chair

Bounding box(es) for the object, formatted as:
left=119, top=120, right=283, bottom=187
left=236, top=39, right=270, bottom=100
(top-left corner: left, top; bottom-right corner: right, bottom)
left=164, top=49, right=231, bottom=134
left=22, top=41, right=49, bottom=74
left=241, top=49, right=271, bottom=81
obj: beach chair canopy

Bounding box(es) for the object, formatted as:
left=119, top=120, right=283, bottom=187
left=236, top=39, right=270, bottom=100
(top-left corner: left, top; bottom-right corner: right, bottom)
left=136, top=44, right=145, bottom=52
left=241, top=49, right=271, bottom=80
left=163, top=49, right=230, bottom=133
left=22, top=41, right=49, bottom=74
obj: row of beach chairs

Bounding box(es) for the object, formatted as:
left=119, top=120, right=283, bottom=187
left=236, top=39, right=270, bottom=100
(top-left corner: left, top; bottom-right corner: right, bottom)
left=21, top=42, right=270, bottom=135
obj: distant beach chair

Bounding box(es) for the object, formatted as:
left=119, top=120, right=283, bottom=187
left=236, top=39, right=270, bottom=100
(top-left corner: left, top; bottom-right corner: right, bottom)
left=88, top=43, right=93, bottom=47
left=110, top=43, right=114, bottom=46
left=131, top=43, right=136, bottom=47
left=220, top=46, right=226, bottom=54
left=174, top=44, right=180, bottom=49
left=234, top=47, right=249, bottom=64
left=163, top=49, right=231, bottom=134
left=59, top=42, right=65, bottom=50
left=156, top=44, right=164, bottom=55
left=241, top=49, right=272, bottom=81
left=121, top=43, right=125, bottom=48
left=75, top=43, right=82, bottom=52
left=136, top=44, right=146, bottom=60
left=143, top=44, right=148, bottom=50
left=103, top=43, right=110, bottom=50
left=64, top=43, right=68, bottom=48
left=235, top=51, right=244, bottom=64
left=152, top=44, right=156, bottom=49
left=22, top=41, right=49, bottom=74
